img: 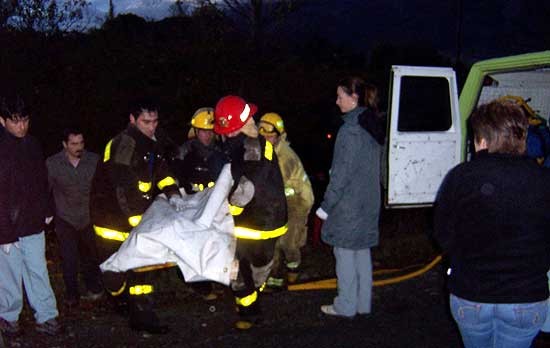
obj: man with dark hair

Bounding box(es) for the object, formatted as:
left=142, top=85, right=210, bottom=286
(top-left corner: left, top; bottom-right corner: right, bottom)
left=0, top=97, right=61, bottom=336
left=91, top=98, right=183, bottom=334
left=46, top=127, right=103, bottom=308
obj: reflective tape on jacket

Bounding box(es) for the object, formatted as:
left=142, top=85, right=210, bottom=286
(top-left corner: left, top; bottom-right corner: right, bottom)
left=94, top=225, right=130, bottom=242
left=103, top=139, right=113, bottom=162
left=157, top=176, right=176, bottom=190
left=284, top=187, right=295, bottom=197
left=264, top=140, right=273, bottom=161
left=109, top=281, right=127, bottom=296
left=128, top=215, right=142, bottom=227
left=234, top=224, right=288, bottom=240
left=192, top=182, right=215, bottom=192
left=229, top=204, right=244, bottom=216
left=235, top=290, right=258, bottom=307
left=138, top=181, right=152, bottom=193
left=129, top=284, right=154, bottom=296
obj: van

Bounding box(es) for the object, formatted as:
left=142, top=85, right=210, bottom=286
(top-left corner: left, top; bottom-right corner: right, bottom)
left=386, top=50, right=550, bottom=207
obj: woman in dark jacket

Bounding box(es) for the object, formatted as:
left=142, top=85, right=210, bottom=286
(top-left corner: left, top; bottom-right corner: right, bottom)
left=316, top=77, right=383, bottom=317
left=434, top=100, right=550, bottom=348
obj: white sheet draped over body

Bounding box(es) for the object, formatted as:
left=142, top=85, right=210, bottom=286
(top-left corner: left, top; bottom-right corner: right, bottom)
left=100, top=164, right=238, bottom=286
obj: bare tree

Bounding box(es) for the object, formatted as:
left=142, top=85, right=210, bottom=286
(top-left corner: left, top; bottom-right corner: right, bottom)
left=5, top=0, right=89, bottom=33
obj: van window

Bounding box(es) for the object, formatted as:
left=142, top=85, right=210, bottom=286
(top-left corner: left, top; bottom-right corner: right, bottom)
left=398, top=76, right=452, bottom=132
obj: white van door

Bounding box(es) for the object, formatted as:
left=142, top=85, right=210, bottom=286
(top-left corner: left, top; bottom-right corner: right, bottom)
left=386, top=66, right=462, bottom=207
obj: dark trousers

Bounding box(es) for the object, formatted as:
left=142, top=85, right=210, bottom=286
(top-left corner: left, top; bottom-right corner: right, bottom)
left=55, top=218, right=103, bottom=299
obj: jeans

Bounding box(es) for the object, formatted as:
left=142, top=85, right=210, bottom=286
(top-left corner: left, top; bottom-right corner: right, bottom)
left=332, top=247, right=372, bottom=316
left=450, top=294, right=547, bottom=348
left=55, top=219, right=102, bottom=298
left=0, top=232, right=58, bottom=324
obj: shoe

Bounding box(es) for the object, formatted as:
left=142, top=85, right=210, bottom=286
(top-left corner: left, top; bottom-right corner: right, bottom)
left=320, top=305, right=354, bottom=318
left=0, top=318, right=20, bottom=337
left=129, top=301, right=170, bottom=335
left=81, top=290, right=104, bottom=301
left=36, top=318, right=62, bottom=336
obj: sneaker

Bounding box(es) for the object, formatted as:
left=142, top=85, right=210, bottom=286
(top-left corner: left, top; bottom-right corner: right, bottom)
left=81, top=290, right=104, bottom=301
left=0, top=318, right=20, bottom=337
left=36, top=318, right=62, bottom=336
left=320, top=305, right=354, bottom=318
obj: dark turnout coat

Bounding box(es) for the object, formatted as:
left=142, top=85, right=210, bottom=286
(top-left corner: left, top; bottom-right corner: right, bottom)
left=91, top=125, right=178, bottom=232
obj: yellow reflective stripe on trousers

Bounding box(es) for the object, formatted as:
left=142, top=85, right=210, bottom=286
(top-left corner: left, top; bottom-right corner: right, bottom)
left=229, top=204, right=244, bottom=216
left=138, top=181, right=152, bottom=192
left=264, top=140, right=273, bottom=161
left=128, top=215, right=142, bottom=227
left=110, top=281, right=127, bottom=296
left=93, top=225, right=130, bottom=242
left=235, top=291, right=258, bottom=307
left=234, top=224, right=288, bottom=240
left=129, top=285, right=154, bottom=296
left=103, top=139, right=113, bottom=162
left=157, top=176, right=176, bottom=190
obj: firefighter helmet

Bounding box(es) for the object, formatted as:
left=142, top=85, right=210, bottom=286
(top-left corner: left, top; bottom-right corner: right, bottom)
left=259, top=113, right=285, bottom=136
left=214, top=95, right=258, bottom=135
left=191, top=107, right=214, bottom=130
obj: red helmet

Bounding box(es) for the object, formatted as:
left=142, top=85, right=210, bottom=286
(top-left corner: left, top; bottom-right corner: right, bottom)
left=214, top=95, right=258, bottom=135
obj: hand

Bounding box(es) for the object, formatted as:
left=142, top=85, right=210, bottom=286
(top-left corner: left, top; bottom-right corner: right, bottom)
left=229, top=176, right=255, bottom=207
left=169, top=195, right=186, bottom=212
left=45, top=216, right=53, bottom=225
left=316, top=207, right=328, bottom=221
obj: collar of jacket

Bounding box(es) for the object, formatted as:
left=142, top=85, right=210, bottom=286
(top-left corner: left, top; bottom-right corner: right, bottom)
left=342, top=106, right=366, bottom=125
left=126, top=124, right=157, bottom=145
left=473, top=149, right=530, bottom=162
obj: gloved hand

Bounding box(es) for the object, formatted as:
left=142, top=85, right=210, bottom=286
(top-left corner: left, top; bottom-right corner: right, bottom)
left=45, top=216, right=53, bottom=225
left=316, top=207, right=328, bottom=220
left=229, top=176, right=255, bottom=207
left=169, top=195, right=186, bottom=212
left=1, top=242, right=19, bottom=255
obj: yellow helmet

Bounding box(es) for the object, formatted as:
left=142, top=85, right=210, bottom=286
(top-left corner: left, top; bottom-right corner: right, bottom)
left=259, top=112, right=285, bottom=136
left=191, top=107, right=215, bottom=130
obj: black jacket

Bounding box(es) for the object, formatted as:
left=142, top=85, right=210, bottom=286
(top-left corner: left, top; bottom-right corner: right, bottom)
left=91, top=125, right=178, bottom=232
left=224, top=134, right=287, bottom=232
left=0, top=130, right=48, bottom=244
left=434, top=151, right=550, bottom=303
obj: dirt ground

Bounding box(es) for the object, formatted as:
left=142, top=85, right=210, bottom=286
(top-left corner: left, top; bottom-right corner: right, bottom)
left=2, top=208, right=547, bottom=348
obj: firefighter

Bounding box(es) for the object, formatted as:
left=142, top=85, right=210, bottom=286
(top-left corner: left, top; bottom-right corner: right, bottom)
left=90, top=98, right=184, bottom=334
left=258, top=113, right=314, bottom=290
left=171, top=107, right=227, bottom=300
left=213, top=95, right=288, bottom=330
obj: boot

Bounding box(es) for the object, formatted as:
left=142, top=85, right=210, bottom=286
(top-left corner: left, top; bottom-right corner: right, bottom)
left=129, top=296, right=170, bottom=334
left=235, top=302, right=261, bottom=330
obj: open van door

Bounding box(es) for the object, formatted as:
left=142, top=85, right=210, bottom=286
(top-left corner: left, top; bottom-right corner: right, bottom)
left=386, top=66, right=461, bottom=207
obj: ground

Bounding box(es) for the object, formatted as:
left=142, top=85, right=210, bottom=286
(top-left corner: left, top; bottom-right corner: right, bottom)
left=1, top=208, right=548, bottom=347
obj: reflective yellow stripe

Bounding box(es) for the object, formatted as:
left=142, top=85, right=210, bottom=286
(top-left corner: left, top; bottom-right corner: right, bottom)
left=129, top=285, right=153, bottom=296
left=109, top=281, right=127, bottom=296
left=128, top=215, right=142, bottom=227
left=207, top=181, right=215, bottom=188
left=94, top=225, right=130, bottom=242
left=284, top=187, right=295, bottom=197
left=235, top=291, right=258, bottom=307
left=103, top=139, right=113, bottom=162
left=229, top=205, right=244, bottom=216
left=258, top=282, right=266, bottom=292
left=234, top=224, right=288, bottom=240
left=138, top=181, right=152, bottom=193
left=157, top=176, right=176, bottom=190
left=264, top=140, right=273, bottom=161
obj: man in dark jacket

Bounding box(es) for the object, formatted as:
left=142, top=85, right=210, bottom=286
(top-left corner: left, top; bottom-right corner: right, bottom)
left=91, top=98, right=182, bottom=334
left=213, top=95, right=288, bottom=330
left=0, top=97, right=61, bottom=337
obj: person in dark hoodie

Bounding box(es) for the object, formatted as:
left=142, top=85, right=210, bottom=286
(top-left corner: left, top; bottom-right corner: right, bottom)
left=0, top=96, right=61, bottom=337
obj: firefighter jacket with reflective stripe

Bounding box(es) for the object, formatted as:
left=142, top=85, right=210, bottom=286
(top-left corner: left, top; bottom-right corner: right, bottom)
left=274, top=136, right=314, bottom=216
left=172, top=138, right=227, bottom=194
left=91, top=124, right=178, bottom=232
left=223, top=134, right=287, bottom=235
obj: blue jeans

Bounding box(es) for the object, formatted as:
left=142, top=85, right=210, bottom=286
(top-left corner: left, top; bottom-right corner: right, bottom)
left=450, top=294, right=547, bottom=348
left=0, top=232, right=58, bottom=324
left=332, top=247, right=372, bottom=316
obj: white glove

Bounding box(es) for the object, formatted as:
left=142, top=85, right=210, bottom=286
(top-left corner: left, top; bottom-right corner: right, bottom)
left=229, top=176, right=255, bottom=207
left=316, top=207, right=328, bottom=220
left=45, top=216, right=53, bottom=225
left=169, top=195, right=186, bottom=212
left=1, top=242, right=20, bottom=255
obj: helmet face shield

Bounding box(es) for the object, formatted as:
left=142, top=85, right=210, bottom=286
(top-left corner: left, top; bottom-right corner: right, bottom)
left=259, top=113, right=284, bottom=136
left=258, top=121, right=279, bottom=137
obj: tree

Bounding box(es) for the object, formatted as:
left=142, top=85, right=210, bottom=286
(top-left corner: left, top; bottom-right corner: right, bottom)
left=4, top=0, right=90, bottom=34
